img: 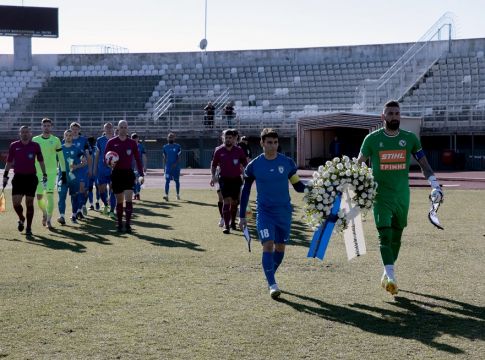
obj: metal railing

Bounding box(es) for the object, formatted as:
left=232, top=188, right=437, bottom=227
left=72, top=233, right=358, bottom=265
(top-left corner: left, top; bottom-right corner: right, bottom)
left=357, top=12, right=455, bottom=112
left=151, top=89, right=174, bottom=122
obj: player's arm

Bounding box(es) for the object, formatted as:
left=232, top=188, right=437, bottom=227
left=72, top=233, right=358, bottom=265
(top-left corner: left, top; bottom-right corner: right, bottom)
left=414, top=149, right=443, bottom=201
left=356, top=152, right=368, bottom=165
left=142, top=150, right=148, bottom=172
left=210, top=151, right=219, bottom=186
left=289, top=170, right=306, bottom=193
left=239, top=175, right=255, bottom=220
left=2, top=161, right=12, bottom=187
left=133, top=143, right=144, bottom=176
left=84, top=143, right=92, bottom=177
left=93, top=147, right=100, bottom=177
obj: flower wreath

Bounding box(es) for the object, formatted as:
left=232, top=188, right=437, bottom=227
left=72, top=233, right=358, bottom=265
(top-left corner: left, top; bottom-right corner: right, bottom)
left=303, top=156, right=376, bottom=232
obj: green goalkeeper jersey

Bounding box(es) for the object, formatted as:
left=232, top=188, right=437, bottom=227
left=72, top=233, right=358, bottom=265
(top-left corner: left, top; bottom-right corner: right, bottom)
left=360, top=128, right=422, bottom=200
left=33, top=134, right=65, bottom=174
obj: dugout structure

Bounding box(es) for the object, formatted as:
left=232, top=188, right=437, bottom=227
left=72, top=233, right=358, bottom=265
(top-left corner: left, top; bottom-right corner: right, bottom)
left=296, top=112, right=421, bottom=168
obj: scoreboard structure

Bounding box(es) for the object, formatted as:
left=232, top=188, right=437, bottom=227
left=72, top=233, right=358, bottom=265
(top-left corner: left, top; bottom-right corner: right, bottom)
left=0, top=5, right=58, bottom=38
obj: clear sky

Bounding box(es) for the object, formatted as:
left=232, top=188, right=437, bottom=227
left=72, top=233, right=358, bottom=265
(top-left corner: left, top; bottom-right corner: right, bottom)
left=0, top=0, right=484, bottom=54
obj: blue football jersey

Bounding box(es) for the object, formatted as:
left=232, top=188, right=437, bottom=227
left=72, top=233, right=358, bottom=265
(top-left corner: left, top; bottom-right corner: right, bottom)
left=163, top=143, right=181, bottom=168
left=95, top=135, right=110, bottom=171
left=244, top=153, right=298, bottom=212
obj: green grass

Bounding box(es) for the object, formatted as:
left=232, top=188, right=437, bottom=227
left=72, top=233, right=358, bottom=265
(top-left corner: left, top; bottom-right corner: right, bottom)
left=0, top=189, right=484, bottom=359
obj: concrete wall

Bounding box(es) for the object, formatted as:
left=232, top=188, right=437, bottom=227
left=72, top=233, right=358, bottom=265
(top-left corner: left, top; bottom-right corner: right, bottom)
left=1, top=38, right=484, bottom=71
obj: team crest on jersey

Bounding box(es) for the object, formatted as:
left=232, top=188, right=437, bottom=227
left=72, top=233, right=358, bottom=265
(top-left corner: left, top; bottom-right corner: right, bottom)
left=379, top=142, right=384, bottom=148
left=28, top=153, right=33, bottom=159
left=70, top=150, right=75, bottom=155
left=126, top=149, right=132, bottom=155
left=233, top=159, right=239, bottom=165
left=278, top=166, right=284, bottom=174
left=399, top=139, right=407, bottom=147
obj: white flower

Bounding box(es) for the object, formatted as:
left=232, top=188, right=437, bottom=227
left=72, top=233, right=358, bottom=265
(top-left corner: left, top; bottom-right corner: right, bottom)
left=359, top=176, right=364, bottom=181
left=361, top=192, right=367, bottom=199
left=336, top=163, right=344, bottom=170
left=331, top=191, right=336, bottom=196
left=328, top=186, right=334, bottom=192
left=318, top=165, right=324, bottom=173
left=318, top=188, right=326, bottom=194
left=328, top=166, right=335, bottom=173
left=307, top=180, right=314, bottom=187
left=316, top=195, right=323, bottom=202
left=323, top=192, right=329, bottom=198
left=304, top=187, right=309, bottom=194
left=338, top=209, right=345, bottom=218
left=353, top=180, right=359, bottom=185
left=317, top=203, right=323, bottom=210
left=324, top=180, right=331, bottom=187
left=317, top=179, right=324, bottom=186
left=345, top=170, right=352, bottom=177
left=331, top=174, right=337, bottom=180
left=325, top=161, right=332, bottom=167
left=358, top=185, right=364, bottom=191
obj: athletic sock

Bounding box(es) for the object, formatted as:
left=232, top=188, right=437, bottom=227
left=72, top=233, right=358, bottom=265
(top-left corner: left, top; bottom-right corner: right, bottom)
left=13, top=204, right=24, bottom=221
left=217, top=201, right=223, bottom=217
left=100, top=192, right=108, bottom=206
left=222, top=203, right=231, bottom=228
left=109, top=190, right=116, bottom=211
left=391, top=227, right=403, bottom=262
left=164, top=179, right=170, bottom=196
left=37, top=197, right=46, bottom=213
left=273, top=251, right=285, bottom=272
left=262, top=251, right=276, bottom=286
left=116, top=203, right=124, bottom=227
left=175, top=179, right=180, bottom=195
left=230, top=204, right=238, bottom=226
left=77, top=193, right=84, bottom=212
left=88, top=190, right=93, bottom=204
left=125, top=201, right=133, bottom=226
left=26, top=205, right=34, bottom=229
left=46, top=193, right=55, bottom=217
left=71, top=193, right=78, bottom=214
left=384, top=265, right=395, bottom=281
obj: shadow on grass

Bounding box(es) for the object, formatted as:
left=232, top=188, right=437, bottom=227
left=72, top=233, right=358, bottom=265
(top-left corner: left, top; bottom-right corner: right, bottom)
left=139, top=199, right=182, bottom=209
left=279, top=290, right=484, bottom=355
left=183, top=200, right=217, bottom=208
left=25, top=234, right=87, bottom=253
left=135, top=233, right=205, bottom=252
left=131, top=218, right=174, bottom=230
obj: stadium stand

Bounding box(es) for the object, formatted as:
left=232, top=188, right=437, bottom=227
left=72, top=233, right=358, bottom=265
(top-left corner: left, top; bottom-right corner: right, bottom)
left=1, top=38, right=485, bottom=169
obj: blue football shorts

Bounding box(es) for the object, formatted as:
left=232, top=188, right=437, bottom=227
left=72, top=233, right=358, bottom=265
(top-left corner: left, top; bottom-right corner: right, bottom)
left=256, top=208, right=292, bottom=244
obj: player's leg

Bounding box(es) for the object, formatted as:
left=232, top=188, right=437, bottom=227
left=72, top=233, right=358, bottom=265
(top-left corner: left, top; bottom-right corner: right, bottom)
left=12, top=194, right=25, bottom=230
left=174, top=172, right=181, bottom=200
left=124, top=189, right=134, bottom=233
left=390, top=202, right=409, bottom=263
left=25, top=195, right=35, bottom=235
left=95, top=182, right=100, bottom=210
left=79, top=177, right=88, bottom=216
left=11, top=175, right=25, bottom=229
left=57, top=181, right=68, bottom=225
left=23, top=174, right=37, bottom=234
left=164, top=171, right=171, bottom=201
left=273, top=215, right=291, bottom=273
left=44, top=173, right=57, bottom=229
left=229, top=178, right=242, bottom=230
left=216, top=186, right=224, bottom=227
left=35, top=174, right=47, bottom=225
left=257, top=213, right=280, bottom=299
left=374, top=202, right=398, bottom=295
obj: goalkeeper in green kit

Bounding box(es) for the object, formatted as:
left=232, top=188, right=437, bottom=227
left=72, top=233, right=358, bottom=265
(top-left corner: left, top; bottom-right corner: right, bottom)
left=356, top=100, right=443, bottom=296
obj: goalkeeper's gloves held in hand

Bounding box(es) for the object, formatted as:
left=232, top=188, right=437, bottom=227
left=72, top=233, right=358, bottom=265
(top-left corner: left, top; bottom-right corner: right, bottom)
left=428, top=175, right=443, bottom=203
left=2, top=175, right=8, bottom=188
left=61, top=172, right=67, bottom=184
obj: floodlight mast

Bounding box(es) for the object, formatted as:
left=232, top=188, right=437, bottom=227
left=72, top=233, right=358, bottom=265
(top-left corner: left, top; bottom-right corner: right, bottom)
left=200, top=0, right=208, bottom=51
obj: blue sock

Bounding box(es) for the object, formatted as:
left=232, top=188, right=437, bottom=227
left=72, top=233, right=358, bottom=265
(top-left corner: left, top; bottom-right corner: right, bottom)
left=100, top=192, right=108, bottom=206
left=88, top=191, right=93, bottom=204
left=109, top=190, right=116, bottom=210
left=77, top=193, right=84, bottom=211
left=71, top=194, right=78, bottom=214
left=175, top=180, right=180, bottom=195
left=165, top=179, right=170, bottom=195
left=262, top=251, right=276, bottom=286
left=273, top=251, right=285, bottom=272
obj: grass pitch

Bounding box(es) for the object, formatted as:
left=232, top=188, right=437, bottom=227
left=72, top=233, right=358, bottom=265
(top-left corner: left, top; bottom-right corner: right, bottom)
left=0, top=188, right=484, bottom=359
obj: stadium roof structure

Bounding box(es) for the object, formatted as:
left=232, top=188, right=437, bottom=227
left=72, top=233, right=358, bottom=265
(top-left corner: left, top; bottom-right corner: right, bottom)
left=296, top=112, right=421, bottom=168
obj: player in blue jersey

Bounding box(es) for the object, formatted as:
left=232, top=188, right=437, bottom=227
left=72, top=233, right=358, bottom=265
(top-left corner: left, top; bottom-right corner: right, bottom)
left=162, top=132, right=181, bottom=201
left=131, top=133, right=147, bottom=200
left=69, top=122, right=92, bottom=219
left=93, top=123, right=116, bottom=218
left=57, top=129, right=87, bottom=224
left=239, top=128, right=306, bottom=300
left=87, top=136, right=100, bottom=211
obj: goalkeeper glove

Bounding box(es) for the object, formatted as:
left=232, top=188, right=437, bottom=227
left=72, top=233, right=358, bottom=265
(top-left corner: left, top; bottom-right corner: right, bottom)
left=2, top=175, right=8, bottom=188
left=61, top=171, right=67, bottom=184
left=428, top=175, right=443, bottom=203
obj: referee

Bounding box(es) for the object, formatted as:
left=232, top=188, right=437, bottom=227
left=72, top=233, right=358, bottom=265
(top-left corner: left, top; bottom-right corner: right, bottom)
left=3, top=126, right=47, bottom=236
left=104, top=120, right=144, bottom=233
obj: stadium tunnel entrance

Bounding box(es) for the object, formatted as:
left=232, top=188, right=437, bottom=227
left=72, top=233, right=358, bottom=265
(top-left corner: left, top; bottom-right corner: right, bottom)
left=296, top=112, right=421, bottom=169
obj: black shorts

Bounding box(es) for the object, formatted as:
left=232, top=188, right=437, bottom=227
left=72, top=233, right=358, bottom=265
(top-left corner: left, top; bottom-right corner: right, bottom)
left=111, top=169, right=136, bottom=194
left=12, top=173, right=38, bottom=197
left=219, top=176, right=242, bottom=200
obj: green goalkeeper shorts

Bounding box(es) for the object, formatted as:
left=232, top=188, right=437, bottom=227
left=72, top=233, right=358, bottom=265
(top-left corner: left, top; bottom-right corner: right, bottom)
left=373, top=197, right=409, bottom=229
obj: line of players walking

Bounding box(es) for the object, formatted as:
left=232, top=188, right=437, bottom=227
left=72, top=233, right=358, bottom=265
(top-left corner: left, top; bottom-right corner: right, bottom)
left=2, top=118, right=183, bottom=235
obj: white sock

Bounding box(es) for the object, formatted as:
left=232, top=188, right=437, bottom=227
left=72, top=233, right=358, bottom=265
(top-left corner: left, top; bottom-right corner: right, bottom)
left=384, top=265, right=395, bottom=281
left=60, top=213, right=65, bottom=218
